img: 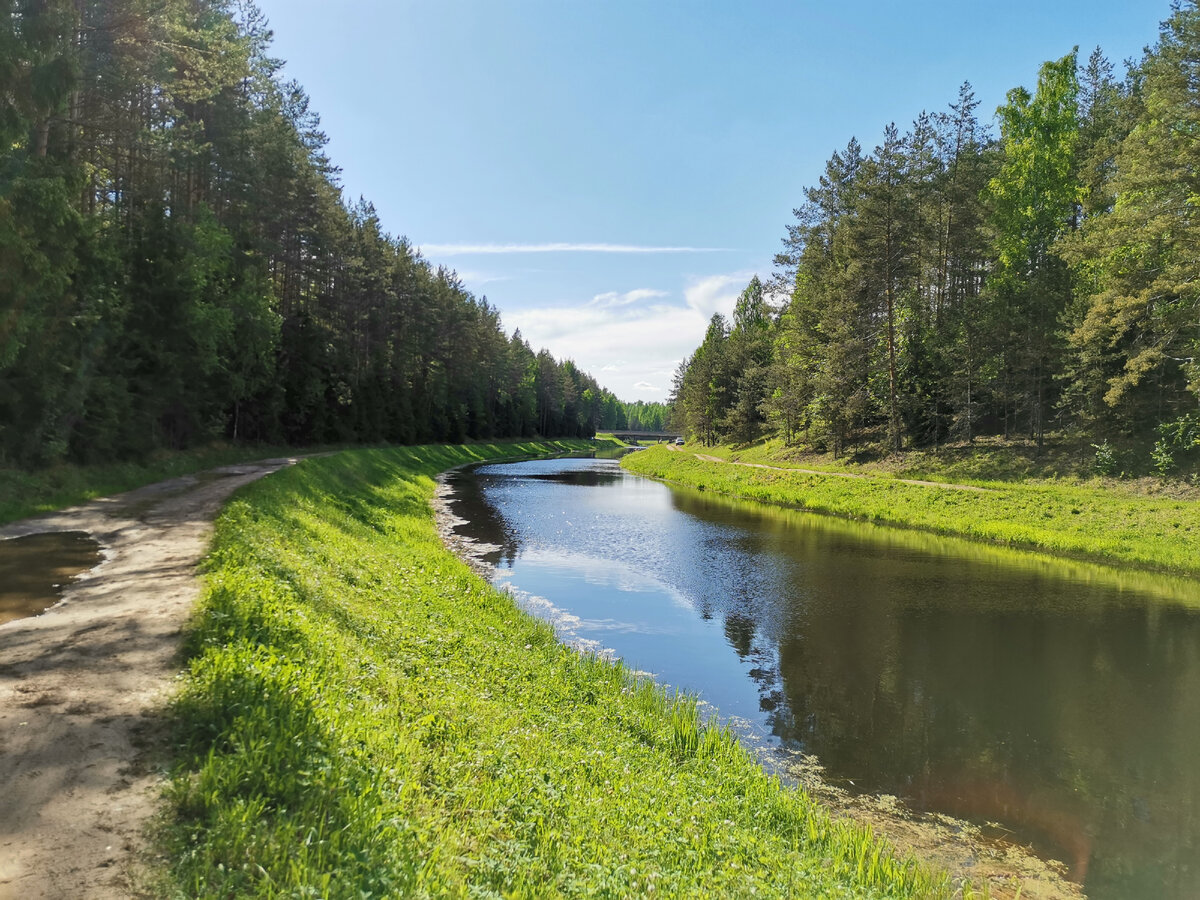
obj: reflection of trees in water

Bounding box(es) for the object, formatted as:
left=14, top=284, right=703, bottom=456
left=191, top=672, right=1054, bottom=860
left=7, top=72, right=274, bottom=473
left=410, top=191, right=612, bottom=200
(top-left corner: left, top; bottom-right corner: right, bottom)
left=446, top=460, right=625, bottom=569
left=767, top=543, right=1200, bottom=895
left=444, top=469, right=523, bottom=568
left=460, top=461, right=1200, bottom=898
left=522, top=471, right=627, bottom=488
left=670, top=483, right=1200, bottom=897
left=722, top=612, right=792, bottom=722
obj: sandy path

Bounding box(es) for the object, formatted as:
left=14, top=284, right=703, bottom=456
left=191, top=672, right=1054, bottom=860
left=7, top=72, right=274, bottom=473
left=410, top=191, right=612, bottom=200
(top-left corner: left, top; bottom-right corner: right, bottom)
left=0, top=458, right=304, bottom=899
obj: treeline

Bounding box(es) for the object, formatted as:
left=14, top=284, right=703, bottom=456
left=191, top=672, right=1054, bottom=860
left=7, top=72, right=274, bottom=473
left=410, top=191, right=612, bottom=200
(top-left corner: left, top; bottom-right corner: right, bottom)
left=598, top=400, right=671, bottom=433
left=673, top=2, right=1200, bottom=473
left=0, top=0, right=619, bottom=467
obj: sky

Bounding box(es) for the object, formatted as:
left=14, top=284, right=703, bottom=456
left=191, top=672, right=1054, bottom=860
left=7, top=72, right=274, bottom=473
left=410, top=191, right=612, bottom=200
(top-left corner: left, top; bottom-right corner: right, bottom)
left=251, top=0, right=1170, bottom=402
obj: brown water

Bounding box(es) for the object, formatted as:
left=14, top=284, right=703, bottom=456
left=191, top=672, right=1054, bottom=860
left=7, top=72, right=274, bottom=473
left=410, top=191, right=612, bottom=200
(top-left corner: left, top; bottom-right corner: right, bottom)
left=0, top=532, right=102, bottom=625
left=447, top=455, right=1200, bottom=900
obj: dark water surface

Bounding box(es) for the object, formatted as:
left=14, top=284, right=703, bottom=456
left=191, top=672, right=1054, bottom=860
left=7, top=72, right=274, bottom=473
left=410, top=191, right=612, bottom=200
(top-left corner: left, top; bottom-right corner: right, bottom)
left=0, top=531, right=101, bottom=625
left=445, top=455, right=1200, bottom=900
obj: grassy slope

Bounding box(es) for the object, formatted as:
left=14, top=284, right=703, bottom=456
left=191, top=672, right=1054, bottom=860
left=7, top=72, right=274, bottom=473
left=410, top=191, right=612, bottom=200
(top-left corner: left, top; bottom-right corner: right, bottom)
left=161, top=442, right=945, bottom=899
left=0, top=443, right=318, bottom=525
left=623, top=445, right=1200, bottom=577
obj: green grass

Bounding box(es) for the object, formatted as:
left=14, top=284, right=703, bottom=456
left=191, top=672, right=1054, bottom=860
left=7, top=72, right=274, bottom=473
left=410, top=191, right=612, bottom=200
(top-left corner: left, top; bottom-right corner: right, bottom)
left=0, top=443, right=316, bottom=525
left=159, top=441, right=948, bottom=899
left=623, top=444, right=1200, bottom=578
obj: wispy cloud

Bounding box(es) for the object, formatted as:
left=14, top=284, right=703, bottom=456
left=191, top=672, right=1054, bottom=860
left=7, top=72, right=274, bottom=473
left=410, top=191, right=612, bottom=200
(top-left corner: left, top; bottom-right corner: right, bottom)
left=454, top=270, right=512, bottom=288
left=590, top=288, right=668, bottom=308
left=419, top=242, right=731, bottom=256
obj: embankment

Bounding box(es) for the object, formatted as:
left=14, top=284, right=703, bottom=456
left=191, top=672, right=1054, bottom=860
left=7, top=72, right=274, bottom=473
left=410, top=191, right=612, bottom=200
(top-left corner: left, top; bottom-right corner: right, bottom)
left=622, top=445, right=1200, bottom=577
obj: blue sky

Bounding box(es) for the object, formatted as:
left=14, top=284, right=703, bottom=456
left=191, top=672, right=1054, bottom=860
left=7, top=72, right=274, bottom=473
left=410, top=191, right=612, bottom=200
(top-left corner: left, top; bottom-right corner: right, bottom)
left=252, top=0, right=1169, bottom=401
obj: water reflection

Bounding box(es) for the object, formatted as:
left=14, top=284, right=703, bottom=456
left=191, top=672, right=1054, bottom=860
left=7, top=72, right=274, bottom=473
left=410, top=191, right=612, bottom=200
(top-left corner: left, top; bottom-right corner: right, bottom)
left=0, top=531, right=102, bottom=625
left=446, top=456, right=1200, bottom=900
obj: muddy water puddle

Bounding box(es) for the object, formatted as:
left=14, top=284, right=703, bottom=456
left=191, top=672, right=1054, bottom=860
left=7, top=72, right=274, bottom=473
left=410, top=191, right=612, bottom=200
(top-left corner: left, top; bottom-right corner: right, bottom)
left=0, top=532, right=102, bottom=625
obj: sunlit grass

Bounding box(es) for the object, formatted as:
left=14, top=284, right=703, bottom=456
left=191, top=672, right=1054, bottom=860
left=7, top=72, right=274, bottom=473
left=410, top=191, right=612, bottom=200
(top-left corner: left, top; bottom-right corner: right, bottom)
left=160, top=441, right=948, bottom=898
left=623, top=445, right=1200, bottom=576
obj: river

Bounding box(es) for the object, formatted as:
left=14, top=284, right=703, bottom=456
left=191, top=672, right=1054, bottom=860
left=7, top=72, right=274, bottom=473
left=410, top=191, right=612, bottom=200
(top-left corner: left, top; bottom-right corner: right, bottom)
left=443, top=453, right=1200, bottom=900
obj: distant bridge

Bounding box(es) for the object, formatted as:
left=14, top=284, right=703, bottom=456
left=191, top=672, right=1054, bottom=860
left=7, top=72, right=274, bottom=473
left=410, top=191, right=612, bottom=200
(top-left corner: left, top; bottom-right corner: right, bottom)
left=609, top=430, right=680, bottom=443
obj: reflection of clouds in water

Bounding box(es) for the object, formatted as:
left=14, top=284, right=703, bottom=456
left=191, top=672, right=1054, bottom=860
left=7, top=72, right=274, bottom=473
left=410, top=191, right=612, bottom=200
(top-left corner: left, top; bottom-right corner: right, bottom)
left=493, top=573, right=616, bottom=660
left=517, top=547, right=695, bottom=611
left=576, top=618, right=691, bottom=636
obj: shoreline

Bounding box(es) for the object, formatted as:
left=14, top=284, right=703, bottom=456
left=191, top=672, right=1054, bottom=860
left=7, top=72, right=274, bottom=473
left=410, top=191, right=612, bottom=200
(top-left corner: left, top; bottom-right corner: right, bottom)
left=623, top=445, right=1200, bottom=580
left=431, top=452, right=1084, bottom=900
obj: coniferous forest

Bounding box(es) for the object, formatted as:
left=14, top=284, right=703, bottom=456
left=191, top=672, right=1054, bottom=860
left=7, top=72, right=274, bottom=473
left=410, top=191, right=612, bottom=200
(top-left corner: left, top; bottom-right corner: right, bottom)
left=0, top=0, right=640, bottom=468
left=673, top=4, right=1200, bottom=475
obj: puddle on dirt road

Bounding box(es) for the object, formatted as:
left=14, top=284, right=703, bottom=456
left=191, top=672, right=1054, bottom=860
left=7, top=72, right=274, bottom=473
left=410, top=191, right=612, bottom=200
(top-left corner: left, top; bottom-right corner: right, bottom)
left=0, top=531, right=102, bottom=625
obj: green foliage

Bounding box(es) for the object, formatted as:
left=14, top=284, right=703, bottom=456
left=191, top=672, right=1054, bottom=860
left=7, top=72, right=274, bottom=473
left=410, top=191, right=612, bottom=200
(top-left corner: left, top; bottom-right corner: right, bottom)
left=161, top=444, right=946, bottom=898
left=1063, top=4, right=1200, bottom=438
left=0, top=1, right=621, bottom=467
left=680, top=15, right=1200, bottom=462
left=986, top=51, right=1081, bottom=449
left=1091, top=439, right=1121, bottom=477
left=1152, top=414, right=1200, bottom=477
left=1152, top=439, right=1176, bottom=477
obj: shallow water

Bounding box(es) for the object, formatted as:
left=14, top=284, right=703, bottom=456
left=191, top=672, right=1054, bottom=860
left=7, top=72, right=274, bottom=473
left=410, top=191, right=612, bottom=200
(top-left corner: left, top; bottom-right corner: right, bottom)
left=446, top=455, right=1200, bottom=900
left=0, top=531, right=102, bottom=625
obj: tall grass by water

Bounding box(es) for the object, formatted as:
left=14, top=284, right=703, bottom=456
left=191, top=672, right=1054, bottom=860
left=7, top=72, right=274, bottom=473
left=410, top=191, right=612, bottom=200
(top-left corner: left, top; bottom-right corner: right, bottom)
left=159, top=441, right=948, bottom=898
left=623, top=445, right=1200, bottom=577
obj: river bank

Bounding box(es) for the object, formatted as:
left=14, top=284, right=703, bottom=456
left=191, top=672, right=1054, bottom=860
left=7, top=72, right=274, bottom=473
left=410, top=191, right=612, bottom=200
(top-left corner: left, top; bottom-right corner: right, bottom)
left=622, top=444, right=1200, bottom=578
left=159, top=443, right=949, bottom=898
left=438, top=453, right=1097, bottom=900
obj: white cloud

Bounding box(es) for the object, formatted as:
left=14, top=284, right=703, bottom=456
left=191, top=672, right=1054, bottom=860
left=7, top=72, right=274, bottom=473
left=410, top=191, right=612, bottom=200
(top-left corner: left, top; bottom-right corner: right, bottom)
left=419, top=242, right=731, bottom=256
left=454, top=270, right=511, bottom=288
left=590, top=288, right=668, bottom=308
left=684, top=272, right=752, bottom=320
left=504, top=270, right=759, bottom=400
left=507, top=303, right=701, bottom=399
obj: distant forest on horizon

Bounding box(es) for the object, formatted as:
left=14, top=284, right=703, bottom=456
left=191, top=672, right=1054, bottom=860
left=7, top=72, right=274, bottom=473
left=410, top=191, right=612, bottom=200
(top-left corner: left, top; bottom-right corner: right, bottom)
left=0, top=0, right=668, bottom=468
left=672, top=1, right=1200, bottom=475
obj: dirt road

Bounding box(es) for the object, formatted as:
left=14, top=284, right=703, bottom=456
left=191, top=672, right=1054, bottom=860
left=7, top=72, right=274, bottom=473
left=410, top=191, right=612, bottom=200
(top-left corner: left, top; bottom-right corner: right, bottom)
left=0, top=458, right=303, bottom=899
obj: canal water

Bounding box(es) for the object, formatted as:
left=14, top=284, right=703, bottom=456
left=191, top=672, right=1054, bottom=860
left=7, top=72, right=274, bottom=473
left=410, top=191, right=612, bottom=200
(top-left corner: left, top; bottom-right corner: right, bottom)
left=444, top=454, right=1200, bottom=900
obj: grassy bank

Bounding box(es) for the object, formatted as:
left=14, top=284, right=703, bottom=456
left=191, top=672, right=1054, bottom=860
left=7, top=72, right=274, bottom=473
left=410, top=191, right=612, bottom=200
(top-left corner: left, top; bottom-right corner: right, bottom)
left=623, top=445, right=1200, bottom=577
left=0, top=443, right=316, bottom=525
left=675, top=434, right=1200, bottom=486
left=160, top=441, right=945, bottom=898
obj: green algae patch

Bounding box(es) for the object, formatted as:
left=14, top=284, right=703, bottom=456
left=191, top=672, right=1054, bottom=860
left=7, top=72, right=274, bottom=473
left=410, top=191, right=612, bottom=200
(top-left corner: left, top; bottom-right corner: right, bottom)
left=159, top=442, right=948, bottom=899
